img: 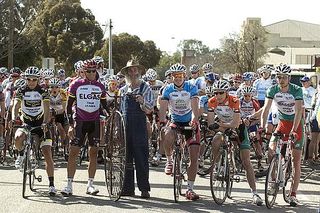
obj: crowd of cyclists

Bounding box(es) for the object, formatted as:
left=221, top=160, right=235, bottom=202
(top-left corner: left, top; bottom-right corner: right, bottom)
left=0, top=56, right=319, bottom=208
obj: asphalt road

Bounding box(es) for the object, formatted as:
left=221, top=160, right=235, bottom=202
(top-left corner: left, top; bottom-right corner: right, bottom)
left=1, top=156, right=319, bottom=213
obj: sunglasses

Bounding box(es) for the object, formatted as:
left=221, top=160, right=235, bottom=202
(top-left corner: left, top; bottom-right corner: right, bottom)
left=214, top=91, right=225, bottom=96
left=173, top=73, right=185, bottom=78
left=12, top=75, right=20, bottom=78
left=234, top=81, right=241, bottom=84
left=49, top=86, right=59, bottom=89
left=276, top=75, right=289, bottom=80
left=85, top=70, right=96, bottom=73
left=244, top=94, right=252, bottom=97
left=27, top=78, right=37, bottom=82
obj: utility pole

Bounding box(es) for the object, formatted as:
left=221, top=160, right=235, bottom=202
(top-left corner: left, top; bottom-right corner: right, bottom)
left=108, top=19, right=112, bottom=70
left=253, top=36, right=258, bottom=72
left=8, top=0, right=14, bottom=69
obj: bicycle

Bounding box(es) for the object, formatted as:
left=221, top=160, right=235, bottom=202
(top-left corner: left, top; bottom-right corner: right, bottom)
left=171, top=123, right=192, bottom=203
left=102, top=93, right=127, bottom=201
left=149, top=112, right=159, bottom=166
left=209, top=124, right=240, bottom=205
left=265, top=132, right=293, bottom=209
left=16, top=124, right=43, bottom=198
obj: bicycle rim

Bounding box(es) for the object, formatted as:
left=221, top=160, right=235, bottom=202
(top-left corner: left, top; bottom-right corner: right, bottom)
left=106, top=111, right=127, bottom=201
left=173, top=150, right=181, bottom=203
left=210, top=151, right=228, bottom=205
left=283, top=158, right=293, bottom=203
left=265, top=155, right=280, bottom=209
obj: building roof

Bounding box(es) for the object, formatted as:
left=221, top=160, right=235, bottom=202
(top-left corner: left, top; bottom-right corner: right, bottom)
left=265, top=19, right=320, bottom=42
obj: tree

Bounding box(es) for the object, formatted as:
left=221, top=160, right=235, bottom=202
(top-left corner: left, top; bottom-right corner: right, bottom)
left=0, top=0, right=42, bottom=68
left=25, top=0, right=103, bottom=73
left=219, top=22, right=268, bottom=73
left=155, top=51, right=181, bottom=80
left=96, top=33, right=162, bottom=73
left=178, top=39, right=212, bottom=55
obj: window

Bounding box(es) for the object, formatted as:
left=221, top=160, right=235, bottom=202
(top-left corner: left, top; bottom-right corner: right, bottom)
left=295, top=55, right=315, bottom=64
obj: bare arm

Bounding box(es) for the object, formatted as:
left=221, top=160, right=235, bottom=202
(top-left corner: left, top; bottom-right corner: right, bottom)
left=12, top=99, right=21, bottom=120
left=43, top=100, right=50, bottom=124
left=292, top=100, right=303, bottom=132
left=191, top=97, right=199, bottom=121
left=159, top=99, right=168, bottom=122
left=261, top=98, right=273, bottom=129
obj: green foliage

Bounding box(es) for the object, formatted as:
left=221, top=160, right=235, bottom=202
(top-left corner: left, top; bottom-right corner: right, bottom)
left=155, top=51, right=181, bottom=80
left=96, top=33, right=161, bottom=73
left=178, top=39, right=212, bottom=55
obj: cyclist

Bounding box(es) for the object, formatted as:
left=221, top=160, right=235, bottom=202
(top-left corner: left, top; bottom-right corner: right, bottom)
left=189, top=64, right=206, bottom=95
left=12, top=66, right=56, bottom=196
left=261, top=63, right=304, bottom=207
left=207, top=80, right=263, bottom=206
left=159, top=63, right=201, bottom=200
left=41, top=68, right=55, bottom=89
left=61, top=59, right=108, bottom=196
left=48, top=78, right=69, bottom=155
left=57, top=69, right=69, bottom=89
left=253, top=65, right=274, bottom=107
left=0, top=67, right=8, bottom=85
left=92, top=56, right=105, bottom=81
left=229, top=73, right=242, bottom=96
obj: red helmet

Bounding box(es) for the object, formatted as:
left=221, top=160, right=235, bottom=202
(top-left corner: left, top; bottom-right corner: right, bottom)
left=83, top=59, right=98, bottom=71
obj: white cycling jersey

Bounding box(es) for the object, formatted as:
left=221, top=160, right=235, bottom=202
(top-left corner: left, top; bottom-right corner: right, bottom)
left=302, top=86, right=316, bottom=109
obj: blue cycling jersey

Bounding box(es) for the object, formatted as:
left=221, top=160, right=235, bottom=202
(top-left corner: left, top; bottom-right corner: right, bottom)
left=162, top=81, right=198, bottom=122
left=199, top=95, right=209, bottom=113
left=253, top=78, right=273, bottom=101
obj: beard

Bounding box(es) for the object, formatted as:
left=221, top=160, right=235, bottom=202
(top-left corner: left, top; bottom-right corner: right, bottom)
left=125, top=73, right=141, bottom=84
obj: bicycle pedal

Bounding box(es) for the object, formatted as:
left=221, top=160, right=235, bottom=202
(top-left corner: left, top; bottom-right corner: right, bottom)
left=233, top=176, right=240, bottom=183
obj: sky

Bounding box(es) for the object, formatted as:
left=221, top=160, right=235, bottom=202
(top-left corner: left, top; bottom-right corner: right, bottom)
left=81, top=0, right=320, bottom=53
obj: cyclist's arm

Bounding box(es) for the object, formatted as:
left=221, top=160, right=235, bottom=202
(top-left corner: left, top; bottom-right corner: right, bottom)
left=66, top=96, right=75, bottom=125
left=0, top=98, right=4, bottom=119
left=159, top=99, right=168, bottom=122
left=261, top=98, right=273, bottom=128
left=292, top=100, right=303, bottom=132
left=12, top=98, right=21, bottom=120
left=191, top=97, right=199, bottom=121
left=43, top=99, right=50, bottom=124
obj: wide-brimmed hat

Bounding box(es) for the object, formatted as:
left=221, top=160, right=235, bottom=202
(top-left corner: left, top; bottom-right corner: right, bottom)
left=120, top=59, right=145, bottom=75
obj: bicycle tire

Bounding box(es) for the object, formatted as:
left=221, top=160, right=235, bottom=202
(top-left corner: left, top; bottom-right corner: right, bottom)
left=197, top=136, right=213, bottom=176
left=210, top=150, right=228, bottom=205
left=283, top=158, right=293, bottom=203
left=105, top=111, right=127, bottom=201
left=173, top=149, right=182, bottom=203
left=22, top=148, right=29, bottom=198
left=265, top=155, right=280, bottom=209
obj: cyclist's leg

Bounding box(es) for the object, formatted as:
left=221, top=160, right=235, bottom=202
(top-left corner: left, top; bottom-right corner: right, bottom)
left=309, top=119, right=320, bottom=161
left=211, top=132, right=224, bottom=164
left=162, top=124, right=175, bottom=161
left=38, top=127, right=54, bottom=178
left=87, top=121, right=100, bottom=179
left=14, top=128, right=27, bottom=151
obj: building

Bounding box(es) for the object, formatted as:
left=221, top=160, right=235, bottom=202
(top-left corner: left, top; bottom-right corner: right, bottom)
left=263, top=19, right=320, bottom=70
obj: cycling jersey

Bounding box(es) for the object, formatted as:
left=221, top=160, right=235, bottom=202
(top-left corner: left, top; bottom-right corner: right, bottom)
left=266, top=83, right=303, bottom=121
left=189, top=76, right=206, bottom=90
left=199, top=95, right=209, bottom=113
left=162, top=81, right=198, bottom=123
left=228, top=87, right=238, bottom=97
left=239, top=97, right=260, bottom=118
left=302, top=86, right=316, bottom=109
left=208, top=95, right=240, bottom=123
left=68, top=79, right=106, bottom=121
left=147, top=80, right=164, bottom=107
left=253, top=78, right=273, bottom=101
left=15, top=85, right=49, bottom=122
left=50, top=89, right=67, bottom=114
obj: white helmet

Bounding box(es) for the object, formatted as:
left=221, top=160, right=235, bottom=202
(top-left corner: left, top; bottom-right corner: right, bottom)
left=24, top=66, right=40, bottom=77
left=49, top=78, right=61, bottom=87
left=258, top=65, right=274, bottom=73
left=146, top=68, right=158, bottom=81
left=169, top=63, right=187, bottom=74
left=213, top=80, right=230, bottom=91
left=275, top=63, right=291, bottom=74
left=205, top=85, right=215, bottom=94
left=202, top=63, right=213, bottom=72
left=241, top=86, right=255, bottom=95
left=189, top=64, right=200, bottom=74
left=14, top=78, right=26, bottom=89
left=43, top=68, right=55, bottom=79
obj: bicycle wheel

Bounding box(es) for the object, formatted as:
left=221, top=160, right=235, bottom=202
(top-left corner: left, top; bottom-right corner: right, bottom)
left=265, top=155, right=280, bottom=209
left=173, top=149, right=182, bottom=203
left=210, top=150, right=228, bottom=205
left=197, top=136, right=213, bottom=176
left=283, top=158, right=293, bottom=203
left=22, top=148, right=29, bottom=198
left=105, top=111, right=127, bottom=201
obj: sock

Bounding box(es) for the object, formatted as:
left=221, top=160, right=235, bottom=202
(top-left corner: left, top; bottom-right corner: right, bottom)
left=88, top=178, right=94, bottom=187
left=251, top=189, right=257, bottom=196
left=48, top=177, right=54, bottom=187
left=67, top=177, right=73, bottom=188
left=290, top=191, right=296, bottom=197
left=187, top=180, right=194, bottom=191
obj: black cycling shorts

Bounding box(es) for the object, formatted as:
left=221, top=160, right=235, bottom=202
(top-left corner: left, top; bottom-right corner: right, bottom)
left=70, top=120, right=100, bottom=147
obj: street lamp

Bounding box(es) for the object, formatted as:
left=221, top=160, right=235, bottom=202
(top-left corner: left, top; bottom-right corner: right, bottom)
left=268, top=45, right=292, bottom=64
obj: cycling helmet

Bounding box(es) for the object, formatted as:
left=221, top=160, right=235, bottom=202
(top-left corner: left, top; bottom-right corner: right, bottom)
left=10, top=67, right=22, bottom=75
left=242, top=72, right=253, bottom=81
left=169, top=63, right=187, bottom=73
left=145, top=68, right=158, bottom=81
left=213, top=80, right=230, bottom=91
left=189, top=64, right=200, bottom=74
left=0, top=67, right=8, bottom=74
left=258, top=65, right=274, bottom=73
left=57, top=69, right=65, bottom=76
left=275, top=63, right=291, bottom=74
left=107, top=75, right=118, bottom=85
left=93, top=56, right=104, bottom=64
left=49, top=78, right=61, bottom=87
left=74, top=60, right=84, bottom=71
left=202, top=63, right=213, bottom=72
left=24, top=66, right=40, bottom=77
left=205, top=85, right=215, bottom=94
left=241, top=86, right=255, bottom=95
left=13, top=78, right=26, bottom=89
left=164, top=69, right=172, bottom=77
left=233, top=73, right=242, bottom=81
left=43, top=68, right=55, bottom=79
left=83, top=59, right=98, bottom=71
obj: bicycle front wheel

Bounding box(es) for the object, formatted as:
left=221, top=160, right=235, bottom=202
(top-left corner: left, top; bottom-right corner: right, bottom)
left=265, top=155, right=280, bottom=209
left=105, top=111, right=127, bottom=201
left=22, top=149, right=29, bottom=198
left=283, top=158, right=293, bottom=203
left=173, top=149, right=182, bottom=203
left=210, top=150, right=228, bottom=205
